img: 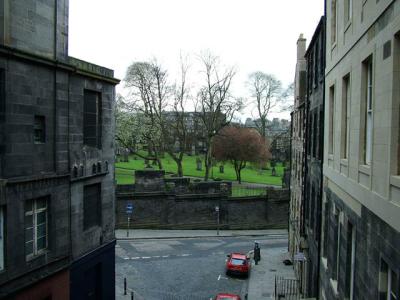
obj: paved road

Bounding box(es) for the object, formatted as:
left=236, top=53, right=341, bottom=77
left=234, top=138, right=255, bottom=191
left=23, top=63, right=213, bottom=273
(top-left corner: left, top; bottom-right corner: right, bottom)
left=116, top=235, right=288, bottom=300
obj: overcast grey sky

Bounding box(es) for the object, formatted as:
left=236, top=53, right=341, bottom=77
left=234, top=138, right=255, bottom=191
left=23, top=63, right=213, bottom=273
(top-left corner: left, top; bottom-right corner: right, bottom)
left=69, top=0, right=324, bottom=120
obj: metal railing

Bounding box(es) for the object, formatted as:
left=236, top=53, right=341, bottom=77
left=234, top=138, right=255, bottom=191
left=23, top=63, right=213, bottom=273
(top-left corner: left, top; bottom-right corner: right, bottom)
left=275, top=276, right=300, bottom=300
left=231, top=185, right=267, bottom=198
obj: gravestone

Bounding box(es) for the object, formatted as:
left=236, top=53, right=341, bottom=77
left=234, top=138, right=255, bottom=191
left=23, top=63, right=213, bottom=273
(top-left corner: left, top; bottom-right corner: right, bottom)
left=196, top=158, right=202, bottom=171
left=219, top=165, right=224, bottom=173
left=135, top=170, right=166, bottom=192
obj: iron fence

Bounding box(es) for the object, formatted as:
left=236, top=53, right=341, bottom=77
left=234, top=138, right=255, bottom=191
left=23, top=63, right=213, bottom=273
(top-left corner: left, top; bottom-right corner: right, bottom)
left=274, top=276, right=300, bottom=300
left=230, top=185, right=267, bottom=198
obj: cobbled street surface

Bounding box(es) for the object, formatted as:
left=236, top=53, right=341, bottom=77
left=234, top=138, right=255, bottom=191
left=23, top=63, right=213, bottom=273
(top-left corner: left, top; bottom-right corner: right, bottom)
left=116, top=234, right=288, bottom=300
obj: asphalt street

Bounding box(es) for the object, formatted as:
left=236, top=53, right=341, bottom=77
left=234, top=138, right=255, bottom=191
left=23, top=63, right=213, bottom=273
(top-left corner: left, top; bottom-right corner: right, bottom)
left=115, top=235, right=288, bottom=300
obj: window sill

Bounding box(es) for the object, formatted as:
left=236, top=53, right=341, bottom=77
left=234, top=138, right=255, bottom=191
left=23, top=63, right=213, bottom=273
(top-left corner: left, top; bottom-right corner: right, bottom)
left=70, top=171, right=109, bottom=182
left=340, top=159, right=349, bottom=166
left=329, top=278, right=339, bottom=296
left=26, top=249, right=48, bottom=262
left=390, top=176, right=400, bottom=189
left=344, top=20, right=352, bottom=33
left=359, top=164, right=371, bottom=175
left=328, top=154, right=334, bottom=160
left=321, top=257, right=328, bottom=270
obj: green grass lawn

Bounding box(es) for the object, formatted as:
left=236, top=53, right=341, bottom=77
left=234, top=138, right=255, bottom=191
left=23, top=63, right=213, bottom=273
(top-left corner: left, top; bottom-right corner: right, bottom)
left=115, top=154, right=285, bottom=186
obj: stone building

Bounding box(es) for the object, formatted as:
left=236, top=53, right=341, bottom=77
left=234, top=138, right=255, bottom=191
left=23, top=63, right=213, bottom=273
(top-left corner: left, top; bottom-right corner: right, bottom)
left=0, top=1, right=119, bottom=299
left=303, top=16, right=325, bottom=299
left=321, top=0, right=400, bottom=299
left=289, top=33, right=307, bottom=294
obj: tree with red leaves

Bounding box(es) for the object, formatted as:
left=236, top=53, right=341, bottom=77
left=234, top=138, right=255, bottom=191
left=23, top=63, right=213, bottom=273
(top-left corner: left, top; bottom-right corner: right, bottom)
left=212, top=126, right=271, bottom=184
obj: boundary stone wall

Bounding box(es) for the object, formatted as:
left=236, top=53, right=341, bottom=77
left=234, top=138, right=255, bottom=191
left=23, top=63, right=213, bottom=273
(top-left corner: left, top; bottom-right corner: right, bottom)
left=116, top=186, right=289, bottom=230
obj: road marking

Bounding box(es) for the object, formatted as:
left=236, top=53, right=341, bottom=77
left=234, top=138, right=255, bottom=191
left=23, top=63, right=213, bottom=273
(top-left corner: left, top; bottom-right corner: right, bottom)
left=141, top=256, right=151, bottom=259
left=218, top=275, right=221, bottom=281
left=180, top=254, right=190, bottom=257
left=153, top=256, right=160, bottom=258
left=123, top=257, right=129, bottom=260
left=131, top=257, right=141, bottom=260
left=162, top=255, right=169, bottom=258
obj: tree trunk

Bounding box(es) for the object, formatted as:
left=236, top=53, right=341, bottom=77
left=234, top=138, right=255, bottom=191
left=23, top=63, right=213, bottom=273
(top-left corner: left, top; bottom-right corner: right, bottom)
left=177, top=161, right=183, bottom=177
left=157, top=158, right=163, bottom=170
left=204, top=139, right=213, bottom=181
left=234, top=161, right=241, bottom=184
left=204, top=156, right=211, bottom=181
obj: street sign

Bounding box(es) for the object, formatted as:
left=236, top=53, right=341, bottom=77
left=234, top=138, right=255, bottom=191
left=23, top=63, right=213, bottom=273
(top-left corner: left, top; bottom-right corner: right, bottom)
left=294, top=252, right=306, bottom=261
left=126, top=203, right=134, bottom=214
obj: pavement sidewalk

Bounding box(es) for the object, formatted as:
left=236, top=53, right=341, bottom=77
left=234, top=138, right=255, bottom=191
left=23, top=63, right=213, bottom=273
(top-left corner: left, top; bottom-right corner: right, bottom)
left=115, top=229, right=288, bottom=240
left=115, top=229, right=294, bottom=299
left=247, top=247, right=295, bottom=300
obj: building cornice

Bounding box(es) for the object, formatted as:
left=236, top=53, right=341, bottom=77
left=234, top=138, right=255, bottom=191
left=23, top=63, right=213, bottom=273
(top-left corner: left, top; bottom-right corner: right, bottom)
left=0, top=45, right=120, bottom=85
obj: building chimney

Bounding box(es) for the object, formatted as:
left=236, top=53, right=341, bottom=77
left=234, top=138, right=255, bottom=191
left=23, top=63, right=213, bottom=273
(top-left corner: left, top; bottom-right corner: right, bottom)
left=297, top=33, right=306, bottom=60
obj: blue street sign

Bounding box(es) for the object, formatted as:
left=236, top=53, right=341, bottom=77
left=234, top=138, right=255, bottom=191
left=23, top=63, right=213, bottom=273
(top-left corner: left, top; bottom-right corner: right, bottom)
left=126, top=203, right=134, bottom=214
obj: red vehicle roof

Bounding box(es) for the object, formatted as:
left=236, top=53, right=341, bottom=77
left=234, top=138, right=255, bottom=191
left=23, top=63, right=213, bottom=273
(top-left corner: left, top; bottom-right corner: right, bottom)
left=215, top=293, right=241, bottom=300
left=230, top=253, right=247, bottom=260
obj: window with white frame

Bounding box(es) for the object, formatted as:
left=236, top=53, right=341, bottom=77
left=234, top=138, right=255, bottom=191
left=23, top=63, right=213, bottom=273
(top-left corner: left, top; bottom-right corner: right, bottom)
left=342, top=75, right=351, bottom=159
left=379, top=259, right=399, bottom=300
left=329, top=85, right=335, bottom=154
left=331, top=0, right=337, bottom=45
left=344, top=0, right=353, bottom=24
left=0, top=207, right=4, bottom=271
left=394, top=34, right=400, bottom=175
left=367, top=59, right=373, bottom=164
left=363, top=57, right=374, bottom=165
left=25, top=197, right=48, bottom=259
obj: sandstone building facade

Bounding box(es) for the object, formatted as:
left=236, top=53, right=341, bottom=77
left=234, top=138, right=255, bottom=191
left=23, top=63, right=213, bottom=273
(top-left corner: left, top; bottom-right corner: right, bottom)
left=321, top=0, right=400, bottom=299
left=289, top=33, right=308, bottom=295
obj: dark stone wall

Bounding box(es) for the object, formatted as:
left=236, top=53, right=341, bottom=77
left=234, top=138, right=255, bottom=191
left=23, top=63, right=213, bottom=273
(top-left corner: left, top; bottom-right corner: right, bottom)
left=116, top=188, right=289, bottom=230
left=3, top=0, right=69, bottom=61
left=13, top=269, right=70, bottom=300
left=0, top=176, right=70, bottom=298
left=321, top=187, right=400, bottom=300
left=68, top=74, right=116, bottom=259
left=2, top=59, right=56, bottom=177
left=0, top=1, right=118, bottom=298
left=70, top=241, right=115, bottom=300
left=302, top=16, right=325, bottom=299
left=0, top=47, right=117, bottom=300
left=135, top=170, right=166, bottom=192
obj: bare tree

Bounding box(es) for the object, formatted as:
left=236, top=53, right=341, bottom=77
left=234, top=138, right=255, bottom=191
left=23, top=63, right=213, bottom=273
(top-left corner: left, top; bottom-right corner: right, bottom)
left=196, top=51, right=242, bottom=181
left=123, top=60, right=170, bottom=169
left=123, top=57, right=194, bottom=176
left=247, top=72, right=282, bottom=138
left=280, top=82, right=294, bottom=112
left=161, top=56, right=191, bottom=177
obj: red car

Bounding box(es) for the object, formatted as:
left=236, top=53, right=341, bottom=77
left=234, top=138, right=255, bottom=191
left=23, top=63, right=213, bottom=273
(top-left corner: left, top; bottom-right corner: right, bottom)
left=215, top=293, right=241, bottom=300
left=225, top=253, right=251, bottom=277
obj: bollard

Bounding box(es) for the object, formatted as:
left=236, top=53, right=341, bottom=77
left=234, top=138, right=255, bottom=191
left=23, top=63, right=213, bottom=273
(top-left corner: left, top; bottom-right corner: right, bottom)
left=124, top=278, right=127, bottom=295
left=131, top=291, right=134, bottom=300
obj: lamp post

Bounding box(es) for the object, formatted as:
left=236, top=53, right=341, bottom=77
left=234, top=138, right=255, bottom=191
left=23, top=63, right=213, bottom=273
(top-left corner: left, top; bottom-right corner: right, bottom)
left=215, top=205, right=220, bottom=236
